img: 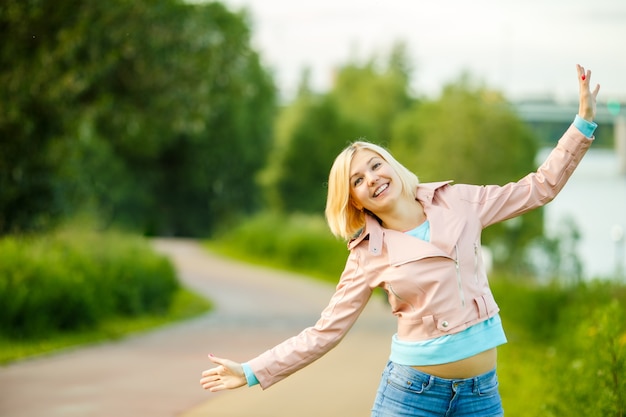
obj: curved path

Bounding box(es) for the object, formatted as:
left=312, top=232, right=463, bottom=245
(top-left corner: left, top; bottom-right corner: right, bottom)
left=0, top=239, right=395, bottom=417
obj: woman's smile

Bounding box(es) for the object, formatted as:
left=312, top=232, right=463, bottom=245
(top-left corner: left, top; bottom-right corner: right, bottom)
left=373, top=183, right=389, bottom=198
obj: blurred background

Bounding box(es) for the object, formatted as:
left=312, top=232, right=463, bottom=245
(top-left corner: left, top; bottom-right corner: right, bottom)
left=1, top=1, right=625, bottom=415
left=218, top=0, right=626, bottom=280
left=2, top=0, right=625, bottom=278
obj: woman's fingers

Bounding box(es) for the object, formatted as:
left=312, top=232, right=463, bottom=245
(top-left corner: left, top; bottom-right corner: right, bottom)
left=200, top=354, right=246, bottom=392
left=200, top=365, right=227, bottom=391
left=576, top=64, right=600, bottom=121
left=591, top=82, right=601, bottom=99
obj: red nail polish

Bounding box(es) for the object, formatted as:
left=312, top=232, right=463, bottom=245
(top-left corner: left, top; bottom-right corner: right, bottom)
left=581, top=75, right=586, bottom=81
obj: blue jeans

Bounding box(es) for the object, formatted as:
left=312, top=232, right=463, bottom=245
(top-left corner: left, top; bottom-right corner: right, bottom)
left=371, top=362, right=504, bottom=417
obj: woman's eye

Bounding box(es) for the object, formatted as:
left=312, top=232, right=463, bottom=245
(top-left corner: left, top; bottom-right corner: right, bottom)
left=372, top=162, right=381, bottom=170
left=353, top=177, right=363, bottom=187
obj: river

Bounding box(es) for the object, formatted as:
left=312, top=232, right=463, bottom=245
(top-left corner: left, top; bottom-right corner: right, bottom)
left=539, top=147, right=626, bottom=279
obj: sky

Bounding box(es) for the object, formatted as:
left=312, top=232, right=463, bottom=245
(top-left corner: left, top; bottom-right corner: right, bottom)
left=221, top=0, right=626, bottom=103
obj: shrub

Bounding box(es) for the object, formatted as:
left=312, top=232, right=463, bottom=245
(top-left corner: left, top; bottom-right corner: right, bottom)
left=492, top=278, right=626, bottom=416
left=0, top=229, right=178, bottom=338
left=212, top=212, right=348, bottom=282
left=545, top=298, right=626, bottom=416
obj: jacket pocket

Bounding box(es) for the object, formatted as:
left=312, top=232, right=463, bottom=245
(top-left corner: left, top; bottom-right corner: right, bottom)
left=474, top=292, right=498, bottom=318
left=417, top=311, right=468, bottom=334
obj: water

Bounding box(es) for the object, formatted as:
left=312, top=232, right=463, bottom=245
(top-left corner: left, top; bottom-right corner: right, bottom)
left=538, top=147, right=626, bottom=279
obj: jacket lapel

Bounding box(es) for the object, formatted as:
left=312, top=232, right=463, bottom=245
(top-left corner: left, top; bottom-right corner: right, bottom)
left=425, top=203, right=466, bottom=257
left=349, top=181, right=466, bottom=263
left=385, top=228, right=449, bottom=265
left=415, top=181, right=465, bottom=256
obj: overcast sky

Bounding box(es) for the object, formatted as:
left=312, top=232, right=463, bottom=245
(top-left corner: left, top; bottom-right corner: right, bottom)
left=221, top=0, right=626, bottom=104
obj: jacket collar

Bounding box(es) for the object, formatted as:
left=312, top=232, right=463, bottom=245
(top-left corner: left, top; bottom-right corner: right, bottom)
left=415, top=181, right=452, bottom=205
left=348, top=181, right=462, bottom=258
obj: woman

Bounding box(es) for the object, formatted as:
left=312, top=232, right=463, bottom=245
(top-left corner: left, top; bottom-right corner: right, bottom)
left=200, top=64, right=600, bottom=416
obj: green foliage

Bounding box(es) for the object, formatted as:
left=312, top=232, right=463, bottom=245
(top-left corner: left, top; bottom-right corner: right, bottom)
left=331, top=42, right=413, bottom=142
left=546, top=300, right=626, bottom=416
left=522, top=215, right=584, bottom=284
left=0, top=228, right=179, bottom=338
left=491, top=280, right=568, bottom=343
left=265, top=43, right=414, bottom=214
left=0, top=0, right=276, bottom=236
left=271, top=96, right=365, bottom=213
left=391, top=75, right=537, bottom=185
left=389, top=74, right=541, bottom=268
left=209, top=212, right=348, bottom=282
left=265, top=58, right=542, bottom=266
left=491, top=279, right=626, bottom=416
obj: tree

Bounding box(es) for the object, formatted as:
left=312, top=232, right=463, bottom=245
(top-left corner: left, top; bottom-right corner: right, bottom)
left=267, top=44, right=415, bottom=214
left=0, top=0, right=276, bottom=236
left=274, top=94, right=364, bottom=213
left=331, top=42, right=414, bottom=143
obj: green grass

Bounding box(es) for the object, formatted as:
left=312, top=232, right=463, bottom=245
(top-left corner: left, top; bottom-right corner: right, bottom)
left=208, top=211, right=348, bottom=283
left=0, top=221, right=214, bottom=364
left=0, top=228, right=182, bottom=337
left=0, top=287, right=211, bottom=365
left=496, top=316, right=555, bottom=415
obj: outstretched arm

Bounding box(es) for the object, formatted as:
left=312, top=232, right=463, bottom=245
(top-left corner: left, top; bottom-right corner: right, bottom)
left=200, top=354, right=246, bottom=392
left=577, top=63, right=600, bottom=122
left=459, top=64, right=600, bottom=228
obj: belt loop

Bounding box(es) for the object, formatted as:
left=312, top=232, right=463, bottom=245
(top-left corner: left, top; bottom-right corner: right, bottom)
left=472, top=376, right=480, bottom=394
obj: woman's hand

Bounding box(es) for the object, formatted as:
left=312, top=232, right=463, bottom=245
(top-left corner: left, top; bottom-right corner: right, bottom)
left=200, top=354, right=247, bottom=392
left=577, top=64, right=600, bottom=122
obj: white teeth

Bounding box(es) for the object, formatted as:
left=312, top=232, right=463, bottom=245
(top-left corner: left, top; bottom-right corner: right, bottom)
left=373, top=183, right=388, bottom=197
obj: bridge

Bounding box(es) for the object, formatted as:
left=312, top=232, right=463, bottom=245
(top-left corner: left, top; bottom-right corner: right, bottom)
left=512, top=100, right=626, bottom=174
left=513, top=100, right=620, bottom=124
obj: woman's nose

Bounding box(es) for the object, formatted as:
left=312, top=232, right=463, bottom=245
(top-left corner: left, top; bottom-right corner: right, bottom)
left=366, top=172, right=379, bottom=185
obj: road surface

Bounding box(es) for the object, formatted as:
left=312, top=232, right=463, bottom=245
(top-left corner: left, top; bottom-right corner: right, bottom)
left=0, top=239, right=395, bottom=417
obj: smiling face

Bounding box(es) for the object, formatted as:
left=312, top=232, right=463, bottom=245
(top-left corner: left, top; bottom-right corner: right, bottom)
left=349, top=149, right=402, bottom=214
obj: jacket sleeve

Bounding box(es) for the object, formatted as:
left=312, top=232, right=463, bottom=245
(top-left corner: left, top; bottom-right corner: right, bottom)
left=246, top=248, right=373, bottom=389
left=454, top=123, right=592, bottom=228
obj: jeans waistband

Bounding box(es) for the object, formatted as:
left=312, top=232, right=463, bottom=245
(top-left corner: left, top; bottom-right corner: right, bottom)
left=386, top=361, right=497, bottom=393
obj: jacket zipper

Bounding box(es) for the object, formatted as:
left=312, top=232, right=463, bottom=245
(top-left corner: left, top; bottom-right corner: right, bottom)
left=455, top=245, right=466, bottom=307
left=387, top=283, right=416, bottom=312
left=474, top=243, right=479, bottom=284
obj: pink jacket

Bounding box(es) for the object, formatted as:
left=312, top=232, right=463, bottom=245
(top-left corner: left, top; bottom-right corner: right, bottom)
left=248, top=124, right=592, bottom=389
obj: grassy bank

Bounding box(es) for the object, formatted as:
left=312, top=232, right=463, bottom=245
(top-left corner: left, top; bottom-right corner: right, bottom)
left=0, top=288, right=211, bottom=364
left=0, top=227, right=212, bottom=364
left=207, top=212, right=348, bottom=283
left=209, top=212, right=626, bottom=416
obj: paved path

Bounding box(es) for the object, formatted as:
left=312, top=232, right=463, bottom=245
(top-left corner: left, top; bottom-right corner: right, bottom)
left=0, top=239, right=395, bottom=417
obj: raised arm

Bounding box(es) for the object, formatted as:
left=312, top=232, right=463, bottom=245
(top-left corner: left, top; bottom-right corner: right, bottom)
left=454, top=64, right=601, bottom=228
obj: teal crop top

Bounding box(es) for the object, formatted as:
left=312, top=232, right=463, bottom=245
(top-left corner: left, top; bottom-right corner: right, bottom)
left=397, top=221, right=507, bottom=365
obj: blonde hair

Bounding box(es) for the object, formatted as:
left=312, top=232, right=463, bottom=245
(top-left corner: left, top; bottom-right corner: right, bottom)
left=325, top=141, right=420, bottom=240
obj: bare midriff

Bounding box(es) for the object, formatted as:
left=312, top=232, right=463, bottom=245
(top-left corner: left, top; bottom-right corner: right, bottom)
left=411, top=348, right=497, bottom=379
